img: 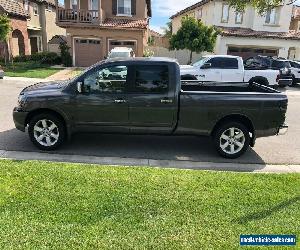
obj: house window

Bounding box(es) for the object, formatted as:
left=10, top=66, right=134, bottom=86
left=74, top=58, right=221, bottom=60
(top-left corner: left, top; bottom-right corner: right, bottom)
left=196, top=9, right=202, bottom=20
left=265, top=8, right=278, bottom=25
left=221, top=4, right=229, bottom=23
left=117, top=0, right=131, bottom=16
left=24, top=0, right=29, bottom=13
left=46, top=4, right=53, bottom=11
left=71, top=0, right=78, bottom=10
left=38, top=37, right=43, bottom=52
left=33, top=3, right=39, bottom=15
left=235, top=12, right=243, bottom=24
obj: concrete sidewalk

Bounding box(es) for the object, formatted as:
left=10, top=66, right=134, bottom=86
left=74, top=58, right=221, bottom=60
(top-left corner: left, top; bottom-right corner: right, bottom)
left=0, top=150, right=299, bottom=173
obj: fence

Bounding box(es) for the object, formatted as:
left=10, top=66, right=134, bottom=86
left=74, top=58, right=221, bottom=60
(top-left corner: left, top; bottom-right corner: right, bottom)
left=146, top=46, right=207, bottom=65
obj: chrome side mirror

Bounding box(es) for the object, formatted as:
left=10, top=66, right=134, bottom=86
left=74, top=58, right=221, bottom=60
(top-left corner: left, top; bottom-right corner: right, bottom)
left=201, top=63, right=212, bottom=69
left=77, top=82, right=83, bottom=93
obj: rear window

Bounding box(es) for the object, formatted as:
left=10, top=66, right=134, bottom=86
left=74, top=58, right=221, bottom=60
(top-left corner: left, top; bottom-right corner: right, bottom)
left=222, top=58, right=239, bottom=69
left=134, top=65, right=169, bottom=93
left=272, top=60, right=291, bottom=69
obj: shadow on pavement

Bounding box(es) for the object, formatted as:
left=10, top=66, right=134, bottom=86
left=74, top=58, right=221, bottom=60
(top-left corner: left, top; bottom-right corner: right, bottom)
left=0, top=128, right=267, bottom=171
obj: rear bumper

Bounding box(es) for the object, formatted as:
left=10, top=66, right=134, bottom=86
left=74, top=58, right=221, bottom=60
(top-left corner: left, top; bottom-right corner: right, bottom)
left=277, top=124, right=289, bottom=135
left=13, top=108, right=28, bottom=132
left=278, top=79, right=292, bottom=87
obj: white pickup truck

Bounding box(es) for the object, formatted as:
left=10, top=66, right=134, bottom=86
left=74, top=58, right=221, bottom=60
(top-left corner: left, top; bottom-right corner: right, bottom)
left=181, top=55, right=288, bottom=86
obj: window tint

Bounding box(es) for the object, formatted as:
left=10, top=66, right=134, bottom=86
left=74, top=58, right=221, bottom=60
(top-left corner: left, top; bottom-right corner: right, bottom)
left=207, top=58, right=222, bottom=68
left=134, top=65, right=169, bottom=93
left=290, top=62, right=300, bottom=68
left=222, top=58, right=239, bottom=69
left=83, top=66, right=128, bottom=93
left=271, top=61, right=291, bottom=69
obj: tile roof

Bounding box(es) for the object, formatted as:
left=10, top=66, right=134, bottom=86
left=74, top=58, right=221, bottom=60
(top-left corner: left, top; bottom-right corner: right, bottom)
left=218, top=26, right=300, bottom=41
left=170, top=0, right=211, bottom=19
left=101, top=18, right=148, bottom=29
left=0, top=0, right=27, bottom=17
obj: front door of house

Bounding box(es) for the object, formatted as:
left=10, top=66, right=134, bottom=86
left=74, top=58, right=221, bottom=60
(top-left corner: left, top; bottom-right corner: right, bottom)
left=30, top=37, right=38, bottom=54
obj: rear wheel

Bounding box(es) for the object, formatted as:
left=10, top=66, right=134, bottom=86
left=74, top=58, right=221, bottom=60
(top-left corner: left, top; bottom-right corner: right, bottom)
left=213, top=122, right=250, bottom=159
left=28, top=113, right=65, bottom=150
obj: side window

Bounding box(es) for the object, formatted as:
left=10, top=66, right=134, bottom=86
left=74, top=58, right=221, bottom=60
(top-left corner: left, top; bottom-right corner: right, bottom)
left=83, top=65, right=128, bottom=93
left=222, top=58, right=239, bottom=69
left=207, top=58, right=222, bottom=69
left=134, top=65, right=169, bottom=93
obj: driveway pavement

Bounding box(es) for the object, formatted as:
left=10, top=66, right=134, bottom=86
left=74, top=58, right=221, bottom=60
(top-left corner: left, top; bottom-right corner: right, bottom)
left=1, top=78, right=300, bottom=166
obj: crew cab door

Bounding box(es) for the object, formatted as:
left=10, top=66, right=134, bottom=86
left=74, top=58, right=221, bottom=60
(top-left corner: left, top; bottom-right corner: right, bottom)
left=73, top=63, right=130, bottom=132
left=128, top=63, right=177, bottom=134
left=220, top=57, right=244, bottom=82
left=196, top=57, right=222, bottom=82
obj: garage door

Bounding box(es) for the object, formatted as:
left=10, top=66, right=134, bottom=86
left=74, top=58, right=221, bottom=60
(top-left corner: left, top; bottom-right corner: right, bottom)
left=74, top=38, right=102, bottom=67
left=108, top=40, right=137, bottom=54
left=227, top=47, right=278, bottom=60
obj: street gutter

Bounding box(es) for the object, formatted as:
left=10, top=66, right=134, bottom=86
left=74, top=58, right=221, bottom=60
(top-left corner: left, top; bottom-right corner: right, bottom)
left=0, top=149, right=299, bottom=173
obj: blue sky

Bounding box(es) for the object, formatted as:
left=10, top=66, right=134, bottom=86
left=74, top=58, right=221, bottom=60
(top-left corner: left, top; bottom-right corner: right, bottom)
left=59, top=0, right=300, bottom=33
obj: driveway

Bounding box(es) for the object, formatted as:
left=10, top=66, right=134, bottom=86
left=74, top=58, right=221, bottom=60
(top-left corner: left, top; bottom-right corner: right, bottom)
left=1, top=78, right=300, bottom=165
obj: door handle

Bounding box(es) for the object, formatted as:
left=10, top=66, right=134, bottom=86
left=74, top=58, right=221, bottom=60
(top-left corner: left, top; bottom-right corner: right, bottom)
left=161, top=99, right=173, bottom=104
left=114, top=99, right=126, bottom=104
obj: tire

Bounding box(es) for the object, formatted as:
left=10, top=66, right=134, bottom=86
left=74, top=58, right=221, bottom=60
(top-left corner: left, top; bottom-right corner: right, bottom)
left=28, top=113, right=65, bottom=151
left=213, top=122, right=250, bottom=159
left=181, top=75, right=196, bottom=81
left=249, top=78, right=269, bottom=86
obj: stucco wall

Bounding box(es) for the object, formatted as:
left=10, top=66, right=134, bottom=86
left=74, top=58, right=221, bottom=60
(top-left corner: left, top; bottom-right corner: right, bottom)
left=45, top=5, right=66, bottom=43
left=10, top=18, right=30, bottom=56
left=27, top=1, right=42, bottom=29
left=172, top=0, right=293, bottom=33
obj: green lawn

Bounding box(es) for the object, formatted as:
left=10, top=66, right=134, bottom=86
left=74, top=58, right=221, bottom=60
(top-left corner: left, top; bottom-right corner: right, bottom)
left=0, top=160, right=299, bottom=249
left=2, top=61, right=60, bottom=78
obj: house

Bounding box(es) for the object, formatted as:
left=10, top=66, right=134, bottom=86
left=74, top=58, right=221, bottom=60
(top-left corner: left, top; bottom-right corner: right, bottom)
left=170, top=0, right=300, bottom=60
left=0, top=0, right=65, bottom=59
left=55, top=0, right=152, bottom=67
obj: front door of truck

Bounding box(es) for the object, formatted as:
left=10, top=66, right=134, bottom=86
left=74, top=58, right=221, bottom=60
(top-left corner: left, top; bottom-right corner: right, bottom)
left=73, top=64, right=130, bottom=133
left=128, top=64, right=177, bottom=134
left=197, top=57, right=222, bottom=82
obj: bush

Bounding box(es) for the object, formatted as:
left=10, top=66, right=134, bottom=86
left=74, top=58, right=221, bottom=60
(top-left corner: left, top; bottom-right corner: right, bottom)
left=13, top=52, right=61, bottom=65
left=59, top=43, right=72, bottom=67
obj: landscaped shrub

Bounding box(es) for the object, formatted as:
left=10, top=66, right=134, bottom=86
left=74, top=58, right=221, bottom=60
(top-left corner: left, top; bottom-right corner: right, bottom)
left=13, top=52, right=61, bottom=65
left=59, top=43, right=72, bottom=67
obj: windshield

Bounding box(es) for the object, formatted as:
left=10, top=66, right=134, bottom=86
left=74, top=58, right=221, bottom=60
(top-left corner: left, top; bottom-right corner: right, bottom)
left=109, top=52, right=131, bottom=58
left=192, top=57, right=208, bottom=67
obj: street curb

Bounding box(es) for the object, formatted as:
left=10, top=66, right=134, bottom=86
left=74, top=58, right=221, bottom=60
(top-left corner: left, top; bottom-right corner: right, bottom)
left=2, top=76, right=48, bottom=82
left=0, top=150, right=299, bottom=173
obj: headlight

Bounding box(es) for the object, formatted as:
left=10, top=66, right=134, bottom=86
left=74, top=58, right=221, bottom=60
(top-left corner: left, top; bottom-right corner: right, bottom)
left=18, top=94, right=27, bottom=107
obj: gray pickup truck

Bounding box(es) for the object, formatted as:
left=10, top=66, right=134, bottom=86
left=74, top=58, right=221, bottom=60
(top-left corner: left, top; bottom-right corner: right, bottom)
left=13, top=58, right=288, bottom=158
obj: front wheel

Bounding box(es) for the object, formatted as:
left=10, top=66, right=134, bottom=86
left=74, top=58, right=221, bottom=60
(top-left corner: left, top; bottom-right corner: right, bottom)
left=28, top=113, right=65, bottom=150
left=213, top=122, right=250, bottom=159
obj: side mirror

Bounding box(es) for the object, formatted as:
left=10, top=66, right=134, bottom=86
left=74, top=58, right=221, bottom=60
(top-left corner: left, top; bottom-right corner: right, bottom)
left=77, top=82, right=83, bottom=93
left=201, top=63, right=212, bottom=69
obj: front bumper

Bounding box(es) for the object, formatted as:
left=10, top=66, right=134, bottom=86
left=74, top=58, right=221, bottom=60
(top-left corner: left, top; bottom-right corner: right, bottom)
left=277, top=124, right=289, bottom=135
left=13, top=107, right=29, bottom=132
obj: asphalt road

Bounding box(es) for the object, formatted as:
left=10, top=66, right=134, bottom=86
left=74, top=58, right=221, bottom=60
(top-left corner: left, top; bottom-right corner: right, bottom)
left=1, top=78, right=300, bottom=165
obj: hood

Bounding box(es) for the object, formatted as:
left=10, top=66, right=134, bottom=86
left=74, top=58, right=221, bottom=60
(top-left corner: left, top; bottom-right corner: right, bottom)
left=21, top=81, right=69, bottom=94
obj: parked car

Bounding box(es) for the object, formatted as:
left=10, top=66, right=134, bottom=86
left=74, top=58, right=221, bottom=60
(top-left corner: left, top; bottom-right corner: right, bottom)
left=0, top=65, right=4, bottom=79
left=180, top=55, right=291, bottom=87
left=13, top=57, right=288, bottom=159
left=288, top=60, right=300, bottom=85
left=108, top=47, right=135, bottom=59
left=244, top=55, right=293, bottom=86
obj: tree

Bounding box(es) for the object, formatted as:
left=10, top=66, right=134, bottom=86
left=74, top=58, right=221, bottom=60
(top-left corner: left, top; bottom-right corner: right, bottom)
left=227, top=0, right=296, bottom=14
left=169, top=16, right=219, bottom=64
left=0, top=15, right=11, bottom=64
left=162, top=21, right=172, bottom=39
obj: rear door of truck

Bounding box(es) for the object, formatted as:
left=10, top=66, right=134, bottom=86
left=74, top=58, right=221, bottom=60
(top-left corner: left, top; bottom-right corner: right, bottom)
left=127, top=62, right=178, bottom=134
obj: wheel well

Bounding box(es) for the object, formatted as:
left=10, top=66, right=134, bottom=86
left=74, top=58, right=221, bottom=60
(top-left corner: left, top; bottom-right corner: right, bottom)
left=249, top=76, right=269, bottom=85
left=181, top=75, right=197, bottom=80
left=211, top=114, right=255, bottom=138
left=25, top=109, right=67, bottom=130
